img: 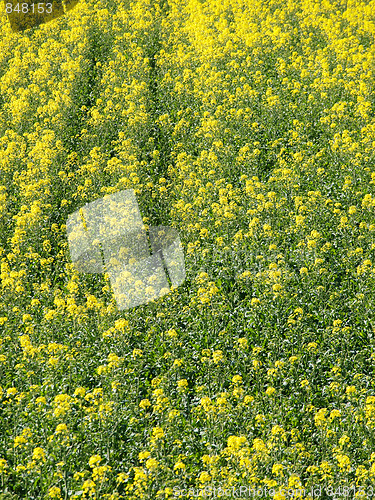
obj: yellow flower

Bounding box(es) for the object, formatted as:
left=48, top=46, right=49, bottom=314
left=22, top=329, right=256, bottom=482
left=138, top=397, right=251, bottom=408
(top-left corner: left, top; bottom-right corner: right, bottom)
left=53, top=394, right=72, bottom=417
left=243, top=395, right=254, bottom=405
left=48, top=357, right=59, bottom=368
left=177, top=379, right=188, bottom=391
left=227, top=435, right=247, bottom=450
left=114, top=318, right=129, bottom=332
left=55, top=423, right=68, bottom=435
left=89, top=454, right=102, bottom=468
left=44, top=309, right=58, bottom=321
left=166, top=329, right=178, bottom=338
left=73, top=387, right=86, bottom=398
left=329, top=382, right=340, bottom=394
left=252, top=438, right=267, bottom=452
left=237, top=338, right=248, bottom=349
left=117, top=472, right=128, bottom=484
left=174, top=461, right=186, bottom=472
left=139, top=399, right=151, bottom=409
left=32, top=447, right=46, bottom=462
left=266, top=386, right=276, bottom=396
left=240, top=270, right=252, bottom=279
left=6, top=387, right=17, bottom=397
left=146, top=458, right=158, bottom=470
left=346, top=386, right=357, bottom=396
left=329, top=409, right=341, bottom=420
left=314, top=408, right=328, bottom=427
left=212, top=350, right=224, bottom=364
left=253, top=414, right=265, bottom=427
left=271, top=426, right=285, bottom=438
left=200, top=396, right=213, bottom=411
left=355, top=465, right=369, bottom=481
left=168, top=409, right=180, bottom=420
left=198, top=471, right=211, bottom=483
left=82, top=479, right=96, bottom=495
left=14, top=428, right=32, bottom=448
left=232, top=375, right=243, bottom=384
left=339, top=434, right=351, bottom=447
left=97, top=365, right=109, bottom=375
left=152, top=427, right=164, bottom=439
left=295, top=214, right=305, bottom=226
left=272, top=463, right=284, bottom=476
left=253, top=359, right=262, bottom=369
left=306, top=342, right=317, bottom=351
left=138, top=451, right=151, bottom=461
left=0, top=459, right=8, bottom=473
left=107, top=353, right=121, bottom=367
left=335, top=453, right=350, bottom=470
left=48, top=486, right=62, bottom=499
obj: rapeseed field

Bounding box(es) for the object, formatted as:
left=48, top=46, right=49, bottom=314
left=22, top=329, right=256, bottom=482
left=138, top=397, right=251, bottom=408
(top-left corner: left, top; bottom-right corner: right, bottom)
left=1, top=0, right=375, bottom=498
